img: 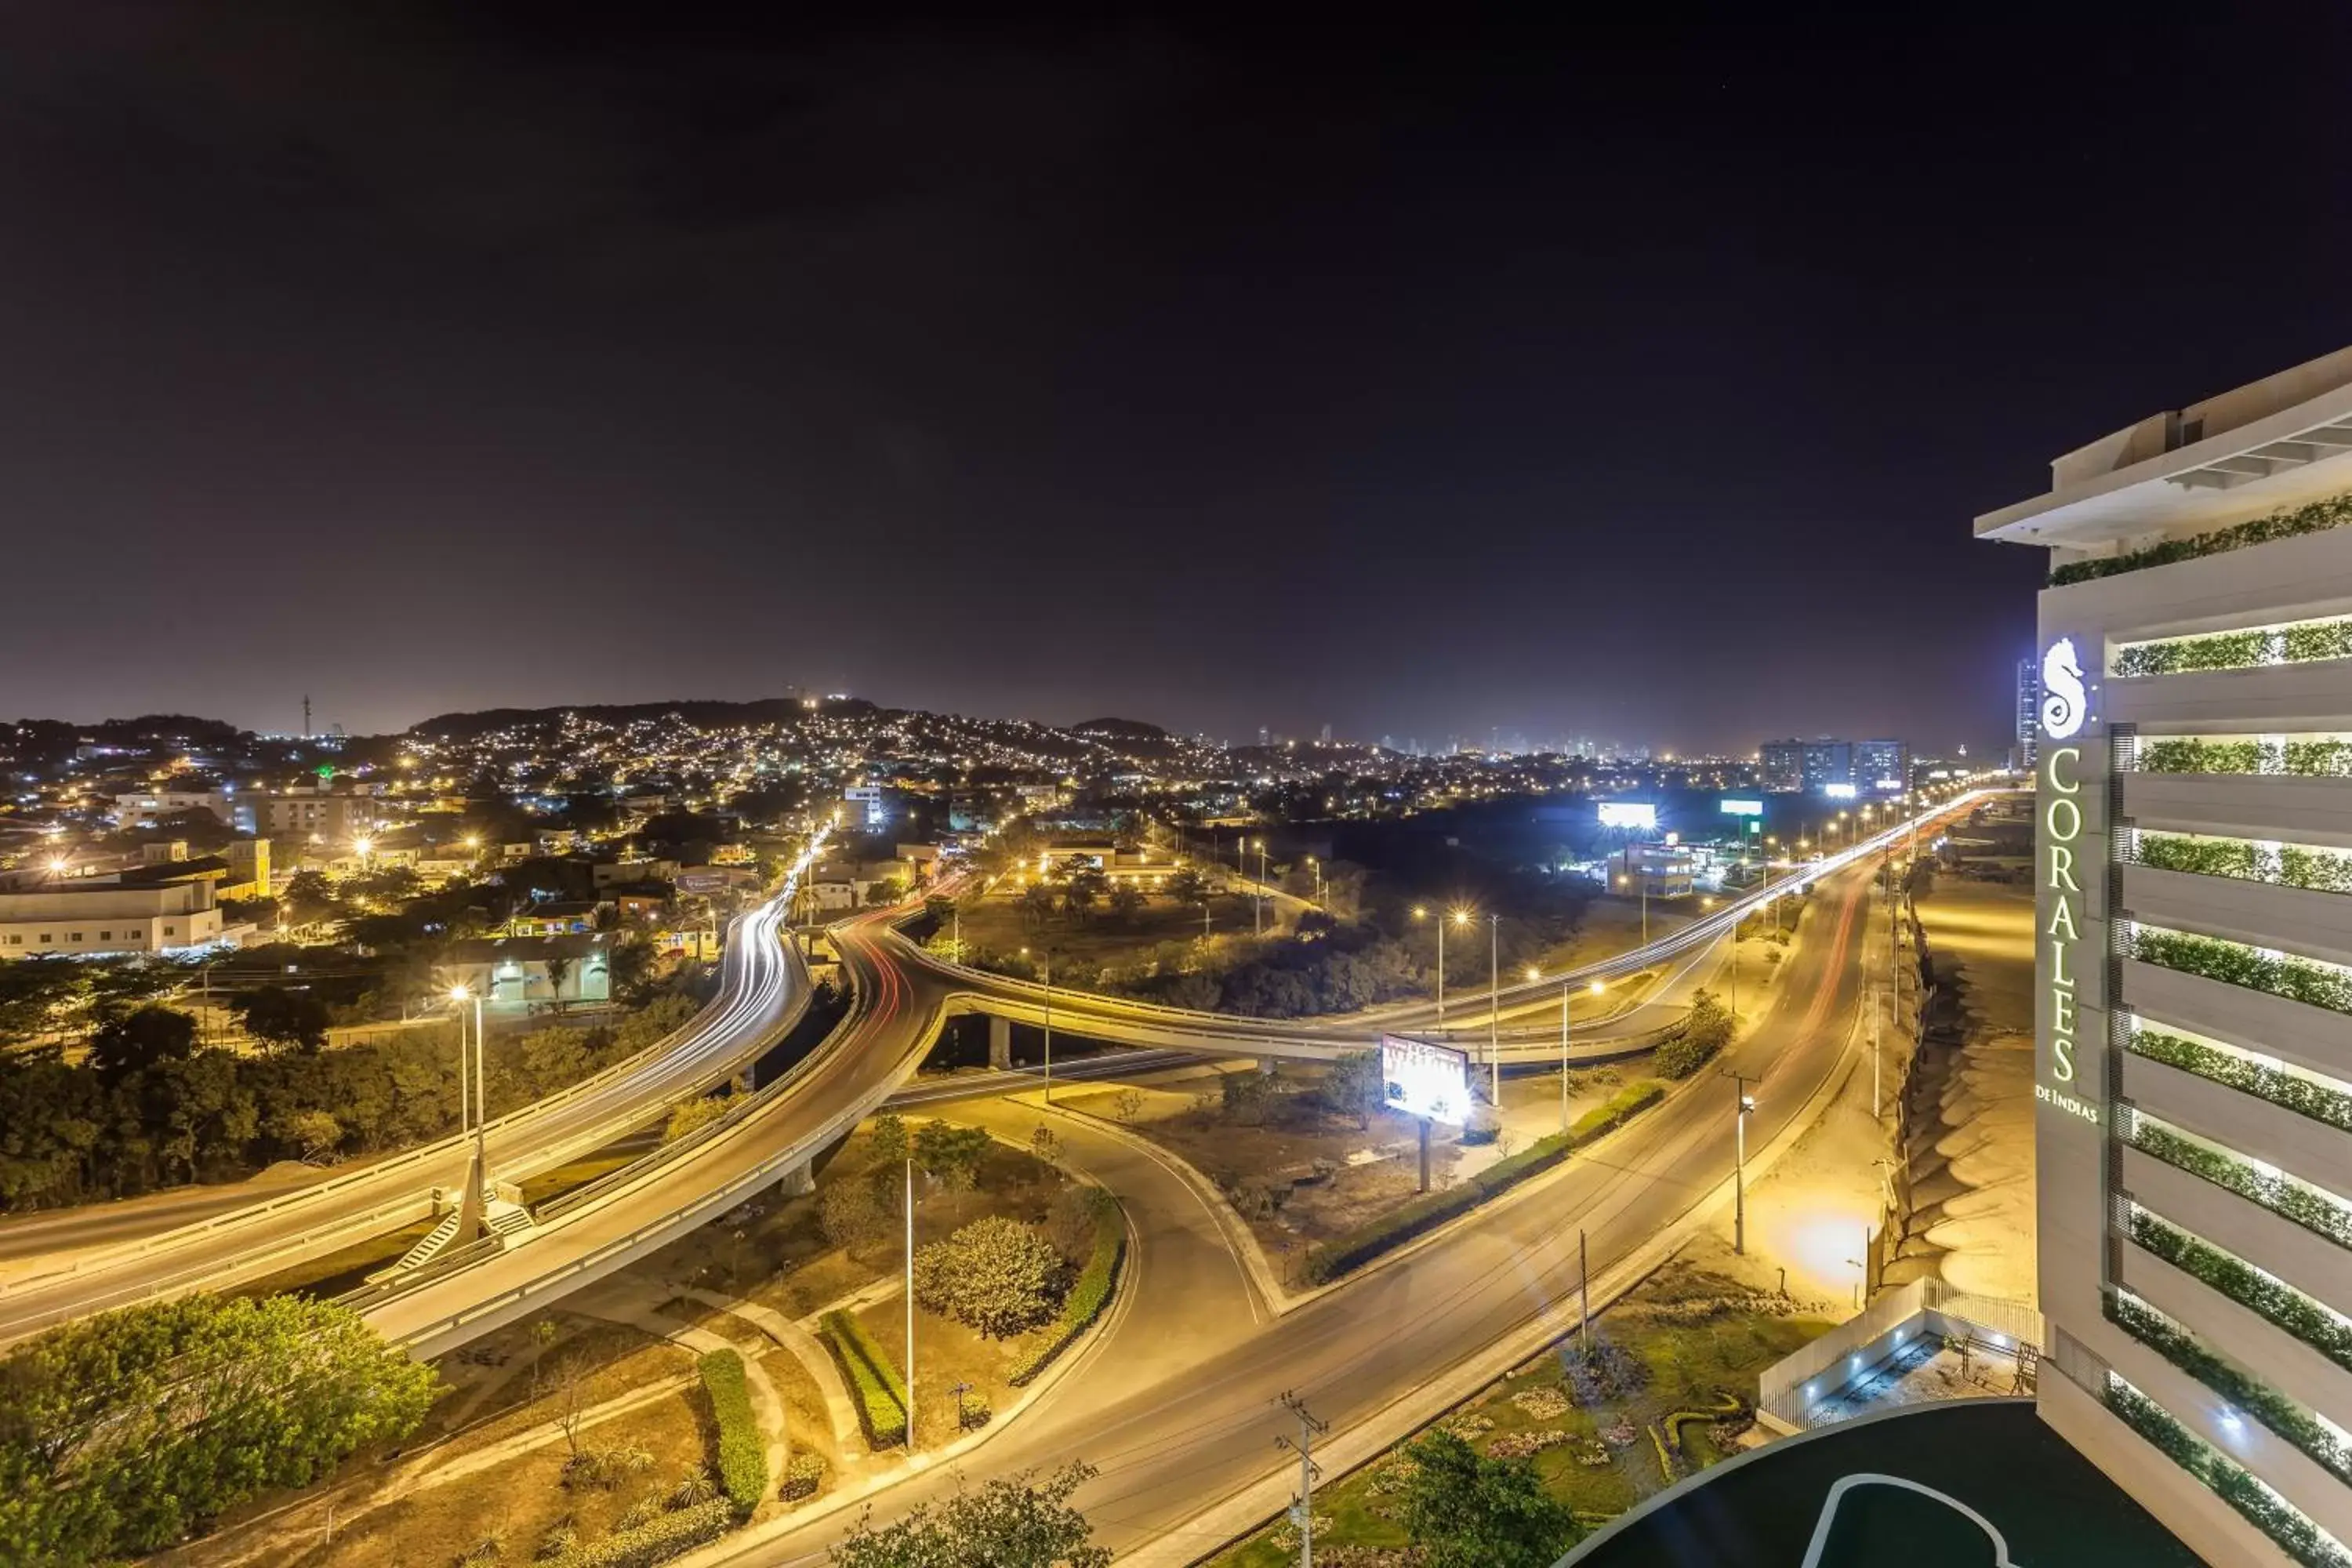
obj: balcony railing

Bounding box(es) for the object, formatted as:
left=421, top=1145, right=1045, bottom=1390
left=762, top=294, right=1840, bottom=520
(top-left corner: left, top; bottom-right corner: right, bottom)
left=2102, top=1372, right=2352, bottom=1568
left=2114, top=612, right=2352, bottom=679
left=2125, top=1110, right=2352, bottom=1254
left=2129, top=1023, right=2352, bottom=1138
left=2106, top=1289, right=2352, bottom=1490
left=2052, top=489, right=2352, bottom=589
left=2136, top=735, right=2352, bottom=778
left=2128, top=1204, right=2352, bottom=1374
left=2131, top=924, right=2352, bottom=1018
left=2134, top=829, right=2352, bottom=897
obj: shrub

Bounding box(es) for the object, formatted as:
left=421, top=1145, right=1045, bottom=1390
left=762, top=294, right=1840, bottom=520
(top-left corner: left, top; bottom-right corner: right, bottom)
left=819, top=1310, right=907, bottom=1448
left=780, top=1451, right=826, bottom=1503
left=2132, top=927, right=2352, bottom=1015
left=2103, top=1377, right=2350, bottom=1568
left=2106, top=1292, right=2350, bottom=1487
left=1303, top=1083, right=1665, bottom=1283
left=913, top=1216, right=1067, bottom=1338
left=2129, top=1117, right=2352, bottom=1251
left=1010, top=1189, right=1127, bottom=1385
left=537, top=1497, right=738, bottom=1568
left=2051, top=491, right=2352, bottom=588
left=2129, top=1026, right=2352, bottom=1134
left=1653, top=989, right=1733, bottom=1079
left=2129, top=1208, right=2352, bottom=1372
left=696, top=1350, right=766, bottom=1515
left=2136, top=831, right=2352, bottom=895
left=564, top=1443, right=655, bottom=1492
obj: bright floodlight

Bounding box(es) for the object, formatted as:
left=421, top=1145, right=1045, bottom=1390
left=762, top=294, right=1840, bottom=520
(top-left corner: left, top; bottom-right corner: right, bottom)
left=49, top=857, right=67, bottom=873
left=1525, top=965, right=1541, bottom=982
left=448, top=984, right=472, bottom=1000
left=354, top=837, right=374, bottom=856
left=1450, top=907, right=1472, bottom=927
left=1589, top=979, right=1606, bottom=995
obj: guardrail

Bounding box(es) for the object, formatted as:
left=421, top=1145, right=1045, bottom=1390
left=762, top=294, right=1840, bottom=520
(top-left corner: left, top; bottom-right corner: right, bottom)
left=378, top=981, right=941, bottom=1357
left=890, top=796, right=1994, bottom=1043
left=0, top=835, right=830, bottom=1312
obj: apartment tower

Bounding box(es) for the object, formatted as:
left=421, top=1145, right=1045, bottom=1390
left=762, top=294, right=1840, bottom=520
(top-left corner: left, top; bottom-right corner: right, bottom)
left=1980, top=345, right=2352, bottom=1567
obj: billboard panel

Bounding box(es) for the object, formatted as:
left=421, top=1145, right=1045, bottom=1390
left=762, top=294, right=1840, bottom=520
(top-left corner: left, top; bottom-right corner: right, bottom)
left=1719, top=797, right=1764, bottom=817
left=1381, top=1034, right=1471, bottom=1124
left=1597, top=802, right=1658, bottom=830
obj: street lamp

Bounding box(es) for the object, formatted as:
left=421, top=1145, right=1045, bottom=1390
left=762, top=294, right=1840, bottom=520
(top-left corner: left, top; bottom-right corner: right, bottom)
left=1730, top=1074, right=1757, bottom=1254
left=1021, top=946, right=1054, bottom=1105
left=1486, top=913, right=1501, bottom=1102
left=448, top=983, right=488, bottom=1235
left=1560, top=978, right=1604, bottom=1134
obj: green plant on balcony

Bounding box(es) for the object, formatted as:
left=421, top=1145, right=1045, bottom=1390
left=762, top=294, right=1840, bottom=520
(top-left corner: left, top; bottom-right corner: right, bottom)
left=2132, top=927, right=2352, bottom=1016
left=2137, top=738, right=2270, bottom=775
left=2052, top=490, right=2352, bottom=588
left=2136, top=832, right=2352, bottom=895
left=2131, top=1027, right=2352, bottom=1137
left=2113, top=630, right=2276, bottom=678
left=2104, top=1292, right=2352, bottom=1488
left=2284, top=739, right=2352, bottom=777
left=2129, top=1120, right=2352, bottom=1252
left=2103, top=1376, right=2352, bottom=1568
left=2129, top=1207, right=2352, bottom=1373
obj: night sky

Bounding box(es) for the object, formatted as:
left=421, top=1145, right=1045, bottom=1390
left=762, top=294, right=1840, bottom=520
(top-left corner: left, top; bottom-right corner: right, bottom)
left=6, top=7, right=2350, bottom=753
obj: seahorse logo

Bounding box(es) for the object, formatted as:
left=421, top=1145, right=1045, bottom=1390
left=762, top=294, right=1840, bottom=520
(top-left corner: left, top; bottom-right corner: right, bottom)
left=2041, top=637, right=2086, bottom=739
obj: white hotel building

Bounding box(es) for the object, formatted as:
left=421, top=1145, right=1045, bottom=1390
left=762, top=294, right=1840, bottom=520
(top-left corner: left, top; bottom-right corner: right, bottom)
left=1981, top=345, right=2352, bottom=1567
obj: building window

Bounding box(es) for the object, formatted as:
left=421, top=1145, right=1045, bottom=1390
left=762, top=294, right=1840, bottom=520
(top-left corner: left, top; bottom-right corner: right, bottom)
left=67, top=933, right=82, bottom=942
left=164, top=924, right=176, bottom=935
left=38, top=934, right=49, bottom=943
left=98, top=931, right=111, bottom=941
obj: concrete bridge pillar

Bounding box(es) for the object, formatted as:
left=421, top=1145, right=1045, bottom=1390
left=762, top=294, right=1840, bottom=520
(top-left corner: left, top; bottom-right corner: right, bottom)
left=989, top=1014, right=1013, bottom=1071
left=777, top=1160, right=814, bottom=1198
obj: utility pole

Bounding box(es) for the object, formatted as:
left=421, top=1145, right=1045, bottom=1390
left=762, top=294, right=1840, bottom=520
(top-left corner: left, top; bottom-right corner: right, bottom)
left=904, top=1157, right=916, bottom=1451
left=1726, top=1070, right=1756, bottom=1255
left=1275, top=1392, right=1328, bottom=1568
left=1487, top=913, right=1501, bottom=1103
left=1870, top=985, right=1882, bottom=1121
left=1042, top=947, right=1054, bottom=1107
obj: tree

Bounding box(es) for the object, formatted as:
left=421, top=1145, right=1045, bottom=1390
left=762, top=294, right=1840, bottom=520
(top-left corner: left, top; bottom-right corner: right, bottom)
left=663, top=1091, right=734, bottom=1143
left=1327, top=1049, right=1383, bottom=1131
left=270, top=1108, right=343, bottom=1162
left=1105, top=884, right=1146, bottom=925
left=543, top=954, right=574, bottom=1010
left=1058, top=865, right=1107, bottom=924
left=277, top=869, right=342, bottom=929
left=233, top=986, right=332, bottom=1054
left=1165, top=867, right=1207, bottom=909
left=85, top=1006, right=197, bottom=1079
left=913, top=1216, right=1065, bottom=1338
left=1019, top=883, right=1058, bottom=928
left=1655, top=988, right=1735, bottom=1079
left=915, top=1120, right=993, bottom=1214
left=829, top=1461, right=1109, bottom=1568
left=0, top=1292, right=436, bottom=1563
left=819, top=1175, right=889, bottom=1255
left=1401, top=1429, right=1580, bottom=1568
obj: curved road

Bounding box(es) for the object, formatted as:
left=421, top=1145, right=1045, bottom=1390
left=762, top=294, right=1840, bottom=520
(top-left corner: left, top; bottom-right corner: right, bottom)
left=0, top=842, right=826, bottom=1345
left=726, top=841, right=1895, bottom=1564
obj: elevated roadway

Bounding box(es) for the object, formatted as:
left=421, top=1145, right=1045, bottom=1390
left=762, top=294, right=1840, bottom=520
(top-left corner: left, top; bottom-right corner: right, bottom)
left=0, top=837, right=828, bottom=1345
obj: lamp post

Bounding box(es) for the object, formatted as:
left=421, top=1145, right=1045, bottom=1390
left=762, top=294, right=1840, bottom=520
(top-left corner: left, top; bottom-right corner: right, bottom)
left=1255, top=839, right=1269, bottom=936
left=1022, top=946, right=1054, bottom=1105
left=448, top=984, right=488, bottom=1236
left=1486, top=914, right=1501, bottom=1102
left=1730, top=1073, right=1756, bottom=1254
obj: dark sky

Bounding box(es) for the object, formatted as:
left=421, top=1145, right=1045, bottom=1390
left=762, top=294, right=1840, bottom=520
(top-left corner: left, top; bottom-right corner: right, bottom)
left=6, top=6, right=2350, bottom=753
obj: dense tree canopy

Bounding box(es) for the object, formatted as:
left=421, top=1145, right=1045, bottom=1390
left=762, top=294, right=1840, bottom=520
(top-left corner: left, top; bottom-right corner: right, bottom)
left=0, top=1292, right=436, bottom=1563
left=829, top=1462, right=1108, bottom=1568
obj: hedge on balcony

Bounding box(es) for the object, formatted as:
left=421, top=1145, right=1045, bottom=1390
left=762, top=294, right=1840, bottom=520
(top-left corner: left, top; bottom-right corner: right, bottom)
left=2115, top=615, right=2352, bottom=679
left=2128, top=1119, right=2352, bottom=1253
left=2129, top=1207, right=2352, bottom=1373
left=2105, top=1292, right=2352, bottom=1488
left=2130, top=1027, right=2352, bottom=1136
left=818, top=1309, right=908, bottom=1450
left=2103, top=1376, right=2352, bottom=1568
left=2137, top=736, right=2352, bottom=777
left=2137, top=831, right=2352, bottom=895
left=2132, top=927, right=2352, bottom=1016
left=2053, top=491, right=2352, bottom=588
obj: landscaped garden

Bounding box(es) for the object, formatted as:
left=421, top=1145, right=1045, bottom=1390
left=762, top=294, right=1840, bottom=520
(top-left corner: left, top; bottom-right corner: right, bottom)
left=1207, top=1260, right=1832, bottom=1566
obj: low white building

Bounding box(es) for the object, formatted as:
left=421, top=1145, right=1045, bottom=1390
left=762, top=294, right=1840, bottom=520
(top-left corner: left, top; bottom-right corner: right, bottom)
left=0, top=880, right=224, bottom=958
left=113, top=789, right=236, bottom=828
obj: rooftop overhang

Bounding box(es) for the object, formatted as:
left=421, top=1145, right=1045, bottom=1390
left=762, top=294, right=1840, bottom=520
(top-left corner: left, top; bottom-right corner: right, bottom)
left=1976, top=379, right=2352, bottom=550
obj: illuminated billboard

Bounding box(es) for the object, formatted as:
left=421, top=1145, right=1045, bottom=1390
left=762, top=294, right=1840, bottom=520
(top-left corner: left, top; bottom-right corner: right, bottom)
left=1822, top=782, right=1858, bottom=800
left=1597, top=802, right=1658, bottom=830
left=1381, top=1034, right=1470, bottom=1124
left=1719, top=798, right=1764, bottom=818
